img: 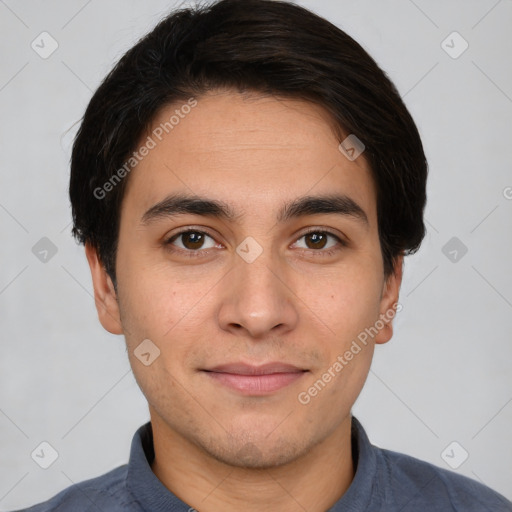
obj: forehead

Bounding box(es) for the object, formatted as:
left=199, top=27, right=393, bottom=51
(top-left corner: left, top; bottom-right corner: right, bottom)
left=121, top=90, right=376, bottom=224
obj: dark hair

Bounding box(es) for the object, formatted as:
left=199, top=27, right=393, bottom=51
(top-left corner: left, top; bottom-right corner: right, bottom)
left=70, top=0, right=427, bottom=286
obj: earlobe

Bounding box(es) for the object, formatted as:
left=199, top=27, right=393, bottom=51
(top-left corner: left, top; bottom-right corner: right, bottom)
left=85, top=243, right=124, bottom=335
left=374, top=254, right=403, bottom=345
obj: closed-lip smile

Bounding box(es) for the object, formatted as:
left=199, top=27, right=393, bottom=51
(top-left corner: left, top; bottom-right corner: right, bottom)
left=202, top=362, right=308, bottom=394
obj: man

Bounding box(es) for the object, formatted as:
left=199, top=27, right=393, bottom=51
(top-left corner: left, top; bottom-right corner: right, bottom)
left=19, top=0, right=511, bottom=510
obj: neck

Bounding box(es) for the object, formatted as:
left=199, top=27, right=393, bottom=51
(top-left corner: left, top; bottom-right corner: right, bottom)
left=150, top=413, right=354, bottom=512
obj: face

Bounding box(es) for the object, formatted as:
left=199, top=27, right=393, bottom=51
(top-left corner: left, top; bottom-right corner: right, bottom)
left=87, top=90, right=402, bottom=469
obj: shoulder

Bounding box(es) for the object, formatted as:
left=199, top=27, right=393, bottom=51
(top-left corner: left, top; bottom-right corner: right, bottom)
left=376, top=446, right=512, bottom=511
left=15, top=465, right=139, bottom=512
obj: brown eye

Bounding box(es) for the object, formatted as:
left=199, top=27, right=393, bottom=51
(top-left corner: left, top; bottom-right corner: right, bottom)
left=304, top=232, right=328, bottom=249
left=167, top=230, right=216, bottom=251
left=293, top=230, right=344, bottom=254
left=181, top=232, right=205, bottom=249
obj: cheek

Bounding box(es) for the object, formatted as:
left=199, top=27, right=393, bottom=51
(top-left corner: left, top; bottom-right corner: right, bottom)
left=117, top=265, right=221, bottom=393
left=296, top=336, right=374, bottom=431
left=293, top=263, right=383, bottom=340
left=117, top=257, right=208, bottom=339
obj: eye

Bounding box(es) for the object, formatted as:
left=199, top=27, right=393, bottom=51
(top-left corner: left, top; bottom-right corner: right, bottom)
left=292, top=229, right=345, bottom=254
left=166, top=230, right=218, bottom=252
left=164, top=227, right=346, bottom=259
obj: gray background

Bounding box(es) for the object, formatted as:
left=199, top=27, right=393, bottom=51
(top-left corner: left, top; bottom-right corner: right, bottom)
left=1, top=0, right=511, bottom=509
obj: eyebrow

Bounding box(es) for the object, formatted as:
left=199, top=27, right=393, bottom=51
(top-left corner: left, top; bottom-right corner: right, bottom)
left=140, top=193, right=369, bottom=227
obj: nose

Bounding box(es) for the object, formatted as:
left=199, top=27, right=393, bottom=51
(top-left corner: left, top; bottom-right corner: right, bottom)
left=216, top=247, right=299, bottom=339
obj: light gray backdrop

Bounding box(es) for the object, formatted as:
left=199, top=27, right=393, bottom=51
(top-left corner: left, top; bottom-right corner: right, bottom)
left=1, top=0, right=511, bottom=509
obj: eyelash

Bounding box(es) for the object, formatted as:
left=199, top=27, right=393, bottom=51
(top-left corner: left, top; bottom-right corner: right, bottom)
left=164, top=227, right=347, bottom=259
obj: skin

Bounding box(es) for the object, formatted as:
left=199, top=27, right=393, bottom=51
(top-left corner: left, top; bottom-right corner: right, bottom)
left=86, top=89, right=403, bottom=512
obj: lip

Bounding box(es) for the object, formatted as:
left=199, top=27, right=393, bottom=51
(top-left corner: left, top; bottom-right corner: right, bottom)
left=205, top=362, right=306, bottom=375
left=202, top=362, right=308, bottom=395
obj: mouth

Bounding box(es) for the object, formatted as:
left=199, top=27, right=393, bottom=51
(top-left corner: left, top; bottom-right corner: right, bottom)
left=201, top=362, right=308, bottom=395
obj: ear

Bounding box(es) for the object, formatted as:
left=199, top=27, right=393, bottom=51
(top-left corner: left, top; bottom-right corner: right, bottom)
left=374, top=254, right=403, bottom=345
left=85, top=242, right=124, bottom=335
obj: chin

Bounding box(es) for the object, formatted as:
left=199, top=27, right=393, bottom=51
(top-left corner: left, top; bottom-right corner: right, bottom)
left=202, top=430, right=310, bottom=469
